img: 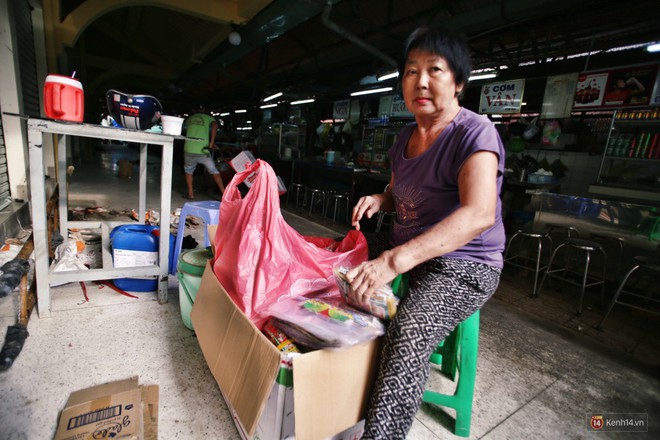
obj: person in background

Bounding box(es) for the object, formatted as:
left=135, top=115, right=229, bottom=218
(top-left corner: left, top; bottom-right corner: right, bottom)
left=348, top=26, right=505, bottom=439
left=182, top=107, right=225, bottom=199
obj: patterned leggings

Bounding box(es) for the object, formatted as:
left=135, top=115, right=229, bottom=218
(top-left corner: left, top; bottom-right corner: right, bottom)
left=361, top=233, right=501, bottom=440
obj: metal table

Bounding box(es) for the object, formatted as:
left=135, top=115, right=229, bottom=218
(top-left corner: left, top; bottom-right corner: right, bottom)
left=26, top=118, right=178, bottom=317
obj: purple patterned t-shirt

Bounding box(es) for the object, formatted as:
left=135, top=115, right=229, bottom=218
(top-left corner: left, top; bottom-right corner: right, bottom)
left=387, top=107, right=505, bottom=268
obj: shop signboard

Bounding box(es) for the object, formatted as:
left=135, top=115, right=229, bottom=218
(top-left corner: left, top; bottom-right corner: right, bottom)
left=573, top=63, right=659, bottom=109
left=389, top=95, right=413, bottom=118
left=541, top=73, right=579, bottom=119
left=333, top=99, right=350, bottom=120
left=479, top=79, right=525, bottom=114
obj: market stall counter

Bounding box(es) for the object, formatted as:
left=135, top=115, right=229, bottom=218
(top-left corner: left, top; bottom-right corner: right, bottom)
left=530, top=192, right=659, bottom=280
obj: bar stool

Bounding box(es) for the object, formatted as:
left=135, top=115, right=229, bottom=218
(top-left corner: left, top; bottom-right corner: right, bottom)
left=590, top=231, right=625, bottom=279
left=307, top=187, right=326, bottom=216
left=172, top=200, right=220, bottom=274
left=503, top=230, right=553, bottom=297
left=286, top=183, right=307, bottom=209
left=376, top=211, right=395, bottom=232
left=536, top=238, right=607, bottom=315
left=326, top=192, right=350, bottom=224
left=375, top=183, right=394, bottom=232
left=597, top=254, right=660, bottom=329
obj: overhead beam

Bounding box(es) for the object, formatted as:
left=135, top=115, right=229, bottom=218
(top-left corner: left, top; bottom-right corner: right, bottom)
left=41, top=0, right=273, bottom=70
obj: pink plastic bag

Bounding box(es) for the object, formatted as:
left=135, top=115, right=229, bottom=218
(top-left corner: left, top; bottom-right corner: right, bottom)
left=212, top=159, right=368, bottom=327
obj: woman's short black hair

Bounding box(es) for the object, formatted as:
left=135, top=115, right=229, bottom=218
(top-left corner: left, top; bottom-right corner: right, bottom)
left=398, top=26, right=472, bottom=98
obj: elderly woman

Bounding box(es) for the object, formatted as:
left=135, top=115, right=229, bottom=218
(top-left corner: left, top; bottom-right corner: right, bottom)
left=348, top=26, right=505, bottom=439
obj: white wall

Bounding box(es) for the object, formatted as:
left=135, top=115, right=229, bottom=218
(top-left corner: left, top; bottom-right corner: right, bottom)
left=0, top=0, right=55, bottom=202
left=0, top=0, right=29, bottom=201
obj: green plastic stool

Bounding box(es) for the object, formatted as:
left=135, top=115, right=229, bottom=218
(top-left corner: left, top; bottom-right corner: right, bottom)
left=423, top=310, right=480, bottom=438
left=391, top=274, right=479, bottom=438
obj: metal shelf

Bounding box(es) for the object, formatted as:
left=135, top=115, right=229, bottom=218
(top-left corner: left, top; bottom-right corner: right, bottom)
left=24, top=118, right=178, bottom=318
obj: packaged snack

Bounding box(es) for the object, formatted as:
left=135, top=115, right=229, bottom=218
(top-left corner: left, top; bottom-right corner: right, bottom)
left=262, top=318, right=300, bottom=353
left=266, top=296, right=385, bottom=350
left=333, top=265, right=399, bottom=320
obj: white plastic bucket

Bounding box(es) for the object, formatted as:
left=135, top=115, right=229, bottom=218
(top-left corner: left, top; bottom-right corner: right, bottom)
left=161, top=115, right=185, bottom=135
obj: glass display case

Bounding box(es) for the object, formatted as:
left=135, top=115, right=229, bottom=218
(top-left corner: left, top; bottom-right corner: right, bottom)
left=257, top=123, right=305, bottom=158
left=359, top=124, right=401, bottom=169
left=590, top=108, right=660, bottom=204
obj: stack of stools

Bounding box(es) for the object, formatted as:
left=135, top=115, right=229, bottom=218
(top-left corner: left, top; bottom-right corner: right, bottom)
left=598, top=252, right=660, bottom=329
left=503, top=230, right=553, bottom=297
left=392, top=274, right=479, bottom=438
left=286, top=183, right=307, bottom=210
left=326, top=191, right=350, bottom=224
left=171, top=200, right=220, bottom=275
left=536, top=237, right=608, bottom=315
left=307, top=187, right=327, bottom=216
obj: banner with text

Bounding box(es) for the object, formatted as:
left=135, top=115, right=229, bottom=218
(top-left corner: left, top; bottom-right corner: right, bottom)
left=389, top=95, right=413, bottom=118
left=333, top=99, right=350, bottom=120
left=479, top=79, right=526, bottom=114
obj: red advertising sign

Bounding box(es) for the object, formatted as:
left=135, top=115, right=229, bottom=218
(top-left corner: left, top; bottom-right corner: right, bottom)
left=573, top=63, right=659, bottom=109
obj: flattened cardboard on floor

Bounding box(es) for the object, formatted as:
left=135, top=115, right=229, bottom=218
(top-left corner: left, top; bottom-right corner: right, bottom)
left=191, top=261, right=380, bottom=440
left=54, top=377, right=159, bottom=440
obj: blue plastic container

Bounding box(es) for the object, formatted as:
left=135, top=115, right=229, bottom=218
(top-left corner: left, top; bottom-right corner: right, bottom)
left=111, top=225, right=160, bottom=292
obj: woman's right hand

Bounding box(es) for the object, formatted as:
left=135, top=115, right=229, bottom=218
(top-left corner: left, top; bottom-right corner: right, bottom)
left=352, top=195, right=383, bottom=230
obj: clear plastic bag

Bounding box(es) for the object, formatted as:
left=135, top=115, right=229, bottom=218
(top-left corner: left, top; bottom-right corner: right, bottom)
left=266, top=296, right=385, bottom=350
left=333, top=265, right=399, bottom=320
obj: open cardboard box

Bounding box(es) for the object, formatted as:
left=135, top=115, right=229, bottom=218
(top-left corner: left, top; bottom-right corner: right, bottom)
left=54, top=377, right=158, bottom=440
left=191, top=260, right=381, bottom=440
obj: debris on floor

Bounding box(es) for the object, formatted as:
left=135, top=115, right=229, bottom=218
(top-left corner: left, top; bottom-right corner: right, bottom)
left=0, top=325, right=29, bottom=371
left=53, top=377, right=159, bottom=440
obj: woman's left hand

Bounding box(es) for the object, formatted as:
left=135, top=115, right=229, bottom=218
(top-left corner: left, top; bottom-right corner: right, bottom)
left=346, top=251, right=398, bottom=298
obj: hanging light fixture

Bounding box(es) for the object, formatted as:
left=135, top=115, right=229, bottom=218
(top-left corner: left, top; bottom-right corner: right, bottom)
left=350, top=87, right=392, bottom=97
left=263, top=92, right=283, bottom=102
left=228, top=30, right=242, bottom=46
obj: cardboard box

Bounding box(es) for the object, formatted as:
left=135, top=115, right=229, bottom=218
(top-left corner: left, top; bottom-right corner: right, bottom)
left=54, top=377, right=159, bottom=440
left=191, top=262, right=380, bottom=440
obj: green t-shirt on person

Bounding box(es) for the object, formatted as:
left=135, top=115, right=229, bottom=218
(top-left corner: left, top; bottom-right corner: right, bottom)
left=183, top=113, right=216, bottom=154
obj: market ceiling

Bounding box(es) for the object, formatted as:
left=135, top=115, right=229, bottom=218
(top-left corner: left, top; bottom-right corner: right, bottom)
left=44, top=0, right=660, bottom=116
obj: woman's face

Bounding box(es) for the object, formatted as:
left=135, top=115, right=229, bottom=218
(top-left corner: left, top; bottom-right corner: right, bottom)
left=401, top=48, right=463, bottom=118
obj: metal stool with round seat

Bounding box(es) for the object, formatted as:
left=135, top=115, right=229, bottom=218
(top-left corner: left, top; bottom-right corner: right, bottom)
left=325, top=192, right=350, bottom=224
left=286, top=183, right=307, bottom=209
left=597, top=254, right=660, bottom=329
left=536, top=238, right=607, bottom=315
left=590, top=231, right=626, bottom=280
left=376, top=211, right=395, bottom=232
left=307, top=187, right=327, bottom=216
left=503, top=230, right=553, bottom=297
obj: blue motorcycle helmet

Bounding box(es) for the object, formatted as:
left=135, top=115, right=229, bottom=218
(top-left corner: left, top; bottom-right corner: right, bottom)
left=106, top=89, right=162, bottom=130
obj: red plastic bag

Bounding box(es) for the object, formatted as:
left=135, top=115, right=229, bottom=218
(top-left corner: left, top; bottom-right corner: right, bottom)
left=212, top=159, right=368, bottom=327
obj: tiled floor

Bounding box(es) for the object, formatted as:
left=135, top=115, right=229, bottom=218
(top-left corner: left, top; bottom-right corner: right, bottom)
left=0, top=142, right=658, bottom=439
